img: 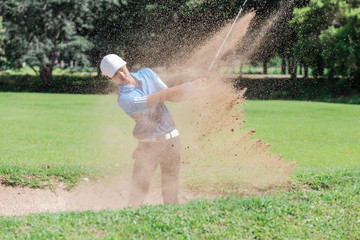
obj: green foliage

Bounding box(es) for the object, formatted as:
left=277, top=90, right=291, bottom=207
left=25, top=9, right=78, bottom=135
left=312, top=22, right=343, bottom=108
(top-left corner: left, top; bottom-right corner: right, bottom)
left=0, top=16, right=4, bottom=51
left=0, top=16, right=11, bottom=71
left=1, top=0, right=250, bottom=78
left=320, top=7, right=360, bottom=78
left=243, top=1, right=294, bottom=64
left=234, top=76, right=360, bottom=103
left=88, top=0, right=249, bottom=68
left=0, top=168, right=359, bottom=239
left=1, top=0, right=95, bottom=84
left=292, top=0, right=360, bottom=79
left=0, top=74, right=111, bottom=93
left=2, top=69, right=359, bottom=102
left=291, top=1, right=328, bottom=76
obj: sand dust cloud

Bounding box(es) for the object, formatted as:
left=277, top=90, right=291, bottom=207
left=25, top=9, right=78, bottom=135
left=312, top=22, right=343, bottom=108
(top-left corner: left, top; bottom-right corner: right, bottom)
left=162, top=11, right=296, bottom=195
left=1, top=11, right=296, bottom=216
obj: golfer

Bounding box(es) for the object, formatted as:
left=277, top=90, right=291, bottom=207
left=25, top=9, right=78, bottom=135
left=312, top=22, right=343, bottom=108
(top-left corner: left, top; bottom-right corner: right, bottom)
left=100, top=54, right=205, bottom=207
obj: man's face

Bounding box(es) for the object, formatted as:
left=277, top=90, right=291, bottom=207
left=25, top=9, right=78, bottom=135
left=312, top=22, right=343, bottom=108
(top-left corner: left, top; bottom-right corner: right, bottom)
left=107, top=65, right=131, bottom=85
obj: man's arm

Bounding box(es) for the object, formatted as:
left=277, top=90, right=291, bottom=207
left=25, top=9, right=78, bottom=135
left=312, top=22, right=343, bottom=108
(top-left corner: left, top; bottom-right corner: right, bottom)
left=146, top=83, right=188, bottom=107
left=146, top=79, right=206, bottom=107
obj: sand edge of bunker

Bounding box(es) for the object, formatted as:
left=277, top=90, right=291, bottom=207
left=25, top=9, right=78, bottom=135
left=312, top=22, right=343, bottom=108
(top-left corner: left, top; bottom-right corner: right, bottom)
left=0, top=172, right=305, bottom=217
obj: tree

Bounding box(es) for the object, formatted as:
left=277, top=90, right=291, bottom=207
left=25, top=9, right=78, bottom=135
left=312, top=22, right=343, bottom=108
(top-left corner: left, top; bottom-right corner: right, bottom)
left=0, top=15, right=10, bottom=69
left=236, top=0, right=283, bottom=74
left=291, top=1, right=330, bottom=77
left=0, top=15, right=15, bottom=70
left=320, top=2, right=360, bottom=79
left=237, top=0, right=308, bottom=77
left=0, top=16, right=4, bottom=52
left=291, top=0, right=360, bottom=80
left=1, top=0, right=94, bottom=85
left=88, top=0, right=250, bottom=72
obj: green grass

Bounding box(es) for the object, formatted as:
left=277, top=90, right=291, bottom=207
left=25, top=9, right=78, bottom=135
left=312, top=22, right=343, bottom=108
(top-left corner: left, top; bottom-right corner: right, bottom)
left=243, top=100, right=360, bottom=167
left=1, top=93, right=359, bottom=188
left=0, top=168, right=359, bottom=239
left=0, top=92, right=136, bottom=188
left=1, top=93, right=359, bottom=238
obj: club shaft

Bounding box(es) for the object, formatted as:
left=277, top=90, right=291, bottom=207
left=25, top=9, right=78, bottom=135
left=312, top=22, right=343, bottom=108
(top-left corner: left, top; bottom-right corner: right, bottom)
left=208, top=0, right=249, bottom=71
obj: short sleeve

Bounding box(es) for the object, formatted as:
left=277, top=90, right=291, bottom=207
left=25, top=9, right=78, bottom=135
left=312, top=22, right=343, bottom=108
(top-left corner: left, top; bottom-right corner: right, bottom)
left=144, top=68, right=167, bottom=90
left=118, top=95, right=148, bottom=115
left=156, top=76, right=167, bottom=90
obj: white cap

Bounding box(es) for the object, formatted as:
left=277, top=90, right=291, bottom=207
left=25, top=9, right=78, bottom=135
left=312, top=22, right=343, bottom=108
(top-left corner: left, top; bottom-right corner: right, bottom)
left=100, top=54, right=127, bottom=78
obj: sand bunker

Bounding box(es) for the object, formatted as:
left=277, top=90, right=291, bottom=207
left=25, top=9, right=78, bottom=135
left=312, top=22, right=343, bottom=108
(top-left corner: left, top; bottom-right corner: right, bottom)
left=0, top=175, right=216, bottom=216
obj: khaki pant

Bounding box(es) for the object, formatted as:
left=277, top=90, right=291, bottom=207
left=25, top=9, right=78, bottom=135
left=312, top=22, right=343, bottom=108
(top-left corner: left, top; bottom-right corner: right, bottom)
left=129, top=137, right=181, bottom=207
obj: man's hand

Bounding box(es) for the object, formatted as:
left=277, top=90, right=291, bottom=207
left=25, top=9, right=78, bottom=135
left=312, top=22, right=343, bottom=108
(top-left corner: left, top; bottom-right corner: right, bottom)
left=184, top=77, right=209, bottom=100
left=189, top=77, right=208, bottom=90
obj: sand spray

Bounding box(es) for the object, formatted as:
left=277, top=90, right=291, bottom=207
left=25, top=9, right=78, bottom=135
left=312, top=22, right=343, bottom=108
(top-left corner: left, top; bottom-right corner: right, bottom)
left=0, top=9, right=298, bottom=216
left=79, top=10, right=297, bottom=207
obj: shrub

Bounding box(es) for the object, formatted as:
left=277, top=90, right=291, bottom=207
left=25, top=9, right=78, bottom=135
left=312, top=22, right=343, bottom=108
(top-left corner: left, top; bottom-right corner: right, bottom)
left=233, top=77, right=360, bottom=104
left=0, top=74, right=115, bottom=94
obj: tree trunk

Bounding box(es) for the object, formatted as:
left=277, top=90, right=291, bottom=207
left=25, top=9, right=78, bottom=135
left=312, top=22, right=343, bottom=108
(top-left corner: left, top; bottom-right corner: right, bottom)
left=290, top=60, right=297, bottom=80
left=97, top=67, right=102, bottom=78
left=281, top=58, right=286, bottom=75
left=299, top=63, right=303, bottom=75
left=263, top=60, right=268, bottom=75
left=39, top=65, right=53, bottom=86
left=97, top=53, right=102, bottom=78
left=304, top=65, right=309, bottom=78
left=97, top=57, right=102, bottom=78
left=288, top=58, right=291, bottom=75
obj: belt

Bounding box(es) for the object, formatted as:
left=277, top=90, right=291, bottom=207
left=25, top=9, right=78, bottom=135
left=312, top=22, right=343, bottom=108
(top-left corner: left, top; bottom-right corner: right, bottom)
left=138, top=129, right=179, bottom=142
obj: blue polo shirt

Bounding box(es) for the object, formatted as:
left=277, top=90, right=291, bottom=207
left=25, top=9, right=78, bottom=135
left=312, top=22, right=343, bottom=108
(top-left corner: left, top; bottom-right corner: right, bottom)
left=118, top=68, right=176, bottom=139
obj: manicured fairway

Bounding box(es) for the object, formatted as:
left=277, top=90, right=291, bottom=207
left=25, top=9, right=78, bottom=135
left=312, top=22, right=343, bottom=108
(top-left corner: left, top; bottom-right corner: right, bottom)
left=0, top=92, right=359, bottom=188
left=0, top=92, right=135, bottom=187
left=0, top=92, right=133, bottom=166
left=243, top=100, right=360, bottom=167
